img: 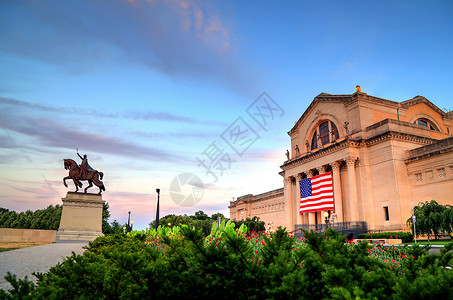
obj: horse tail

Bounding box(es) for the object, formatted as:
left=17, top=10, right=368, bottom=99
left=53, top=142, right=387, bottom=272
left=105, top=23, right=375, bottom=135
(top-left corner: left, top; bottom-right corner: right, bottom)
left=99, top=172, right=104, bottom=180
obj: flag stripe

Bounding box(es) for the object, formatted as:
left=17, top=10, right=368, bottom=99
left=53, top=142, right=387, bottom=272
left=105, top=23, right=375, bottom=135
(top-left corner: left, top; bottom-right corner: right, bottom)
left=299, top=172, right=334, bottom=213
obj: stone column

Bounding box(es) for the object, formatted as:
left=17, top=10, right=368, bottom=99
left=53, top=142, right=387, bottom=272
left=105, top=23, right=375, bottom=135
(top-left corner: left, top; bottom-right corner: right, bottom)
left=296, top=174, right=304, bottom=225
left=346, top=156, right=359, bottom=222
left=285, top=176, right=294, bottom=231
left=307, top=170, right=316, bottom=225
left=331, top=161, right=343, bottom=222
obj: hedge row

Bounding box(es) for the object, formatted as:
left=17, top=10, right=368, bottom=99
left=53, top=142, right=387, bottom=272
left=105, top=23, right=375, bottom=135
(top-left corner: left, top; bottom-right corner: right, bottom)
left=358, top=232, right=414, bottom=243
left=1, top=227, right=452, bottom=299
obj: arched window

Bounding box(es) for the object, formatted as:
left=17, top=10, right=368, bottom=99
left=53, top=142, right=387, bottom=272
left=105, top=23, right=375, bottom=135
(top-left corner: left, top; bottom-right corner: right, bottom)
left=310, top=121, right=340, bottom=150
left=414, top=118, right=438, bottom=131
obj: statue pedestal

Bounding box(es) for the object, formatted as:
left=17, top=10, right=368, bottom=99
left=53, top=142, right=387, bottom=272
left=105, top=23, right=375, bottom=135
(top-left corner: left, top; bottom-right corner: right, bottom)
left=56, top=192, right=105, bottom=242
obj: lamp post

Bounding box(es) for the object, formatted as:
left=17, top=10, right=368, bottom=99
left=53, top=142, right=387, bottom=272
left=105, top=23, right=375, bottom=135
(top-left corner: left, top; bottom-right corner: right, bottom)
left=127, top=211, right=131, bottom=232
left=323, top=212, right=329, bottom=229
left=155, top=188, right=160, bottom=230
left=130, top=221, right=134, bottom=231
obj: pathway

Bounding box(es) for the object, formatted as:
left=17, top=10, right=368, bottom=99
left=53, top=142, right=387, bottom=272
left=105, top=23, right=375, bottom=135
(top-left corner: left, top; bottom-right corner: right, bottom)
left=0, top=241, right=88, bottom=291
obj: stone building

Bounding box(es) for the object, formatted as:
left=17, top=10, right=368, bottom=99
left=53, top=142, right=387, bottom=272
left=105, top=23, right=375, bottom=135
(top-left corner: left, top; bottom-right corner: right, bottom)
left=229, top=89, right=453, bottom=232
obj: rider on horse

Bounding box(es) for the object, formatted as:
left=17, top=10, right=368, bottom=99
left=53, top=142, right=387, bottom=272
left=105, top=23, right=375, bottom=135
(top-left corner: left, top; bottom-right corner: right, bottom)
left=77, top=153, right=96, bottom=180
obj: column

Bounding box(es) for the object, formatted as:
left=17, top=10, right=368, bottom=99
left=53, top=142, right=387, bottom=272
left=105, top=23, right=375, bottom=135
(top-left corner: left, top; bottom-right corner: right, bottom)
left=346, top=156, right=359, bottom=222
left=307, top=170, right=316, bottom=225
left=296, top=174, right=304, bottom=225
left=285, top=176, right=294, bottom=231
left=331, top=161, right=343, bottom=222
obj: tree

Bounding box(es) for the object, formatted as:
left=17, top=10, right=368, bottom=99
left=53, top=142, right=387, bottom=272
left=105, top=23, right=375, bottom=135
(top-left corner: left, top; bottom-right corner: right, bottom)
left=211, top=213, right=225, bottom=220
left=441, top=205, right=453, bottom=235
left=194, top=210, right=209, bottom=220
left=109, top=220, right=124, bottom=234
left=102, top=203, right=112, bottom=234
left=0, top=205, right=61, bottom=230
left=148, top=211, right=228, bottom=237
left=407, top=200, right=449, bottom=240
left=233, top=216, right=266, bottom=232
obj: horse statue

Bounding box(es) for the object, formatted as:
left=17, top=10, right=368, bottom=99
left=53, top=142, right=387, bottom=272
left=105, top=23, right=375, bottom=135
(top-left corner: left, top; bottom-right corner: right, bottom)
left=63, top=158, right=106, bottom=194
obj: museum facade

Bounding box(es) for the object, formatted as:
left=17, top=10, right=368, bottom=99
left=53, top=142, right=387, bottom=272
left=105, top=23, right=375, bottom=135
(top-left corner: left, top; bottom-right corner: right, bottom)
left=229, top=89, right=453, bottom=232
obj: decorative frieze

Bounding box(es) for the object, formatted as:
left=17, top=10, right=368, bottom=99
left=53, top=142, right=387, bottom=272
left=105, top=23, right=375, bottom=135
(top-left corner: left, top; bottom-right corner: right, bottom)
left=438, top=168, right=446, bottom=179
left=415, top=173, right=423, bottom=182
left=425, top=170, right=433, bottom=181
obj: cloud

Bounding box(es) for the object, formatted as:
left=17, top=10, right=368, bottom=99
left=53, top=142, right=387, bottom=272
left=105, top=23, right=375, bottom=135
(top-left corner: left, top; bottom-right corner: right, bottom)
left=0, top=1, right=256, bottom=93
left=2, top=116, right=179, bottom=161
left=0, top=96, right=226, bottom=126
left=0, top=105, right=186, bottom=162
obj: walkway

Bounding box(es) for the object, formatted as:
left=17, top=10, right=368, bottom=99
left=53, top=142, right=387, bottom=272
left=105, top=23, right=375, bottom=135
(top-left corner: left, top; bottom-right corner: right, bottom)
left=0, top=241, right=88, bottom=291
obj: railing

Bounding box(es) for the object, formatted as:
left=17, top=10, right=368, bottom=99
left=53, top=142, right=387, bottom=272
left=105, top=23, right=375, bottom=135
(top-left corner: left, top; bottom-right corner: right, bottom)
left=293, top=222, right=368, bottom=239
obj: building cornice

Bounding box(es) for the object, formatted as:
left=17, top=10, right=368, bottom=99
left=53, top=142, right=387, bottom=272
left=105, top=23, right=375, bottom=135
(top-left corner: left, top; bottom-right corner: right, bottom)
left=229, top=188, right=284, bottom=208
left=281, top=126, right=438, bottom=172
left=280, top=139, right=357, bottom=171
left=405, top=136, right=453, bottom=163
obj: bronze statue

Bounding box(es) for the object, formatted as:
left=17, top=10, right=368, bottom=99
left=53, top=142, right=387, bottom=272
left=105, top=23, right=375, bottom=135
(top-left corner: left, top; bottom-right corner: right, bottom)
left=356, top=85, right=362, bottom=92
left=63, top=153, right=106, bottom=194
left=285, top=149, right=290, bottom=161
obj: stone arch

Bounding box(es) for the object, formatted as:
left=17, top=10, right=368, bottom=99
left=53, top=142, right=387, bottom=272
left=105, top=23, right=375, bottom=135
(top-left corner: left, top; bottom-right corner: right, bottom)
left=304, top=113, right=344, bottom=149
left=409, top=113, right=442, bottom=132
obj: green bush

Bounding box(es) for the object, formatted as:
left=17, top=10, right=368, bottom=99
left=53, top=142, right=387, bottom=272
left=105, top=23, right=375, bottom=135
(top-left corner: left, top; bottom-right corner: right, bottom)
left=358, top=232, right=414, bottom=243
left=1, top=228, right=452, bottom=299
left=0, top=205, right=62, bottom=230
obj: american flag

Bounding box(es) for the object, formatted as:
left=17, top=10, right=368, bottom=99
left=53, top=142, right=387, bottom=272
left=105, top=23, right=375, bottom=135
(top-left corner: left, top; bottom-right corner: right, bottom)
left=299, top=172, right=334, bottom=213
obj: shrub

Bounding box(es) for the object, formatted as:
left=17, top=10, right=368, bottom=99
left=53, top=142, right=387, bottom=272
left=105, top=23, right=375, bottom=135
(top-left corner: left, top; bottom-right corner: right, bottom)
left=358, top=232, right=414, bottom=243
left=1, top=228, right=452, bottom=299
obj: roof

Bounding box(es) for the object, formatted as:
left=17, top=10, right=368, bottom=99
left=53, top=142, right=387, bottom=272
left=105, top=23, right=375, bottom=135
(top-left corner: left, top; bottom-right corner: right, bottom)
left=401, top=95, right=448, bottom=117
left=289, top=92, right=449, bottom=135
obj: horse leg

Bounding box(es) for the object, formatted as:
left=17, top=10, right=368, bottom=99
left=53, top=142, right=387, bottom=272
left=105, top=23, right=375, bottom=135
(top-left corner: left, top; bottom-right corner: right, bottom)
left=63, top=176, right=70, bottom=187
left=92, top=173, right=105, bottom=194
left=72, top=179, right=80, bottom=192
left=84, top=180, right=93, bottom=193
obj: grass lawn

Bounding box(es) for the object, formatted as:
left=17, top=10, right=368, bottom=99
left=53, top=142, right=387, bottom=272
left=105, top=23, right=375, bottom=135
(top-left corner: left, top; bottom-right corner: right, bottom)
left=404, top=239, right=452, bottom=246
left=0, top=242, right=49, bottom=252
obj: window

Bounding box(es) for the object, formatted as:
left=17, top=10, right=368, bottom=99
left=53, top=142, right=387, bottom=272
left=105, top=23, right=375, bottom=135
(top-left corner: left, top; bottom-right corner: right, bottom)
left=414, top=118, right=438, bottom=131
left=384, top=206, right=389, bottom=221
left=310, top=121, right=340, bottom=150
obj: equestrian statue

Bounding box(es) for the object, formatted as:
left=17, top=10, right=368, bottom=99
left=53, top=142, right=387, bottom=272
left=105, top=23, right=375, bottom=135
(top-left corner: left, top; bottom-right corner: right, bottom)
left=63, top=153, right=106, bottom=194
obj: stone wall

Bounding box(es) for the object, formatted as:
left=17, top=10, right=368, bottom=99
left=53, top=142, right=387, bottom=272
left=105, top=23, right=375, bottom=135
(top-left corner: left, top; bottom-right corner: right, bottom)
left=0, top=228, right=56, bottom=243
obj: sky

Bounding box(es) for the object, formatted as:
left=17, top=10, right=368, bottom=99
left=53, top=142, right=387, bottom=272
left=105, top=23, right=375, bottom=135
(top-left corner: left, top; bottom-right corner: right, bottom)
left=1, top=0, right=452, bottom=230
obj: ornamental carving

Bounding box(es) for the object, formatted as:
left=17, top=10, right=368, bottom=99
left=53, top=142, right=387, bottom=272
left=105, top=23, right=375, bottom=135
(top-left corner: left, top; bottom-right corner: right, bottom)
left=438, top=168, right=446, bottom=178
left=345, top=156, right=358, bottom=167
left=331, top=161, right=342, bottom=171
left=415, top=173, right=423, bottom=182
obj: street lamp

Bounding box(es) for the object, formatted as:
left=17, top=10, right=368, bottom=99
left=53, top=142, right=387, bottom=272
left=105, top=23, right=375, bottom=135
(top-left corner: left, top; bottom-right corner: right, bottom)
left=155, top=188, right=160, bottom=230
left=324, top=212, right=329, bottom=228
left=127, top=211, right=131, bottom=232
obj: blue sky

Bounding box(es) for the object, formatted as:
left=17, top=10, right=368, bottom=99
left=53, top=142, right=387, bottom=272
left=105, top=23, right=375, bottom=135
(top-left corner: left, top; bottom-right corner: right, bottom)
left=1, top=0, right=452, bottom=230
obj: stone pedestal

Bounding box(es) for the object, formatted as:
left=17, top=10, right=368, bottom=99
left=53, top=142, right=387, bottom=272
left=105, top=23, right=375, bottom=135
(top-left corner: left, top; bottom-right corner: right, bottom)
left=56, top=192, right=105, bottom=241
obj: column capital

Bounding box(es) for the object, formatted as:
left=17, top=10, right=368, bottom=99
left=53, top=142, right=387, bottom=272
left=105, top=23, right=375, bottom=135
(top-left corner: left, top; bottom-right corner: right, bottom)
left=331, top=160, right=342, bottom=170
left=296, top=173, right=303, bottom=180
left=317, top=165, right=328, bottom=174
left=285, top=177, right=293, bottom=184
left=307, top=169, right=315, bottom=178
left=345, top=156, right=358, bottom=166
